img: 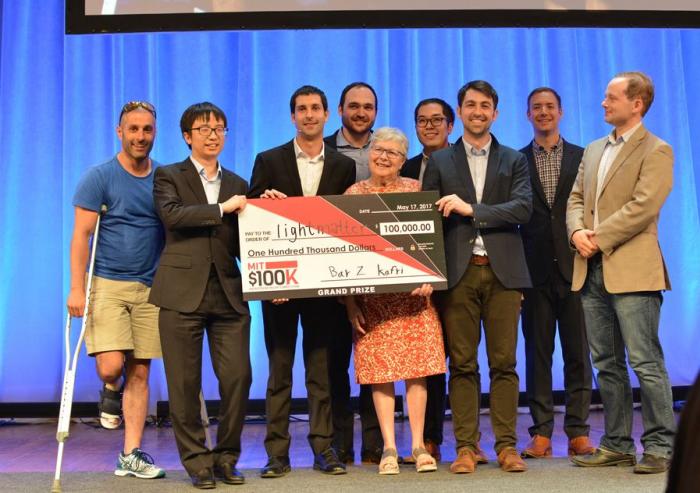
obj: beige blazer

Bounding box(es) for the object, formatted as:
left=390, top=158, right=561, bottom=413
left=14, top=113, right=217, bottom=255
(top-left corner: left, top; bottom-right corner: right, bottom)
left=566, top=124, right=673, bottom=293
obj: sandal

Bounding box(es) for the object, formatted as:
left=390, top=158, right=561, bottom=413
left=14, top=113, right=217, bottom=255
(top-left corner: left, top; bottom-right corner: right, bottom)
left=412, top=447, right=438, bottom=473
left=98, top=384, right=123, bottom=429
left=378, top=448, right=400, bottom=475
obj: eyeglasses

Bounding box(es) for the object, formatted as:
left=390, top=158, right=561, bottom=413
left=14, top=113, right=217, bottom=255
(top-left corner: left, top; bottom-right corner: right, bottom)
left=189, top=126, right=228, bottom=137
left=370, top=146, right=405, bottom=160
left=416, top=116, right=446, bottom=128
left=119, top=101, right=157, bottom=121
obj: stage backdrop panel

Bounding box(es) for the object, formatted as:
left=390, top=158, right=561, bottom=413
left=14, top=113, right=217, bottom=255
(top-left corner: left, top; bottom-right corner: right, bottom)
left=0, top=0, right=698, bottom=405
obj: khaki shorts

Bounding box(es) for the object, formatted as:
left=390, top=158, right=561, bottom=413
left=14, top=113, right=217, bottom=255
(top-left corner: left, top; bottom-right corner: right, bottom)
left=85, top=276, right=162, bottom=359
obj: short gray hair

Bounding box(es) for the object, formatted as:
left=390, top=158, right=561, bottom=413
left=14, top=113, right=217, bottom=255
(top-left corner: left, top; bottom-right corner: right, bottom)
left=371, top=127, right=409, bottom=156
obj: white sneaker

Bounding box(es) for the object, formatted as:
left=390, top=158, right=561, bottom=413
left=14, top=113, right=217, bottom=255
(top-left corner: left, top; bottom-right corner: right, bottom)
left=114, top=448, right=165, bottom=479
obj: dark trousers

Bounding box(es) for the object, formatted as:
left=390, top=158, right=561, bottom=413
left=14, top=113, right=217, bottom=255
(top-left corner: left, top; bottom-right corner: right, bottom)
left=424, top=373, right=447, bottom=444
left=159, top=273, right=251, bottom=475
left=521, top=269, right=592, bottom=439
left=328, top=313, right=382, bottom=456
left=439, top=263, right=521, bottom=453
left=263, top=298, right=336, bottom=457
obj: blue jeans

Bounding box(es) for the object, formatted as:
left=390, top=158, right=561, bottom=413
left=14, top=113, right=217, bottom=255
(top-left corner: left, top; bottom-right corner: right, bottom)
left=580, top=256, right=675, bottom=458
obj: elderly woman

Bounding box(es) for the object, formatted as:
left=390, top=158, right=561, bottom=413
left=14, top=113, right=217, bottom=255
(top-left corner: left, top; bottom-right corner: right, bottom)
left=344, top=127, right=446, bottom=474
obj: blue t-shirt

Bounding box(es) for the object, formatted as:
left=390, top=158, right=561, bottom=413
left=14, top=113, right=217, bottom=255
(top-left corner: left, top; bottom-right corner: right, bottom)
left=73, top=157, right=164, bottom=286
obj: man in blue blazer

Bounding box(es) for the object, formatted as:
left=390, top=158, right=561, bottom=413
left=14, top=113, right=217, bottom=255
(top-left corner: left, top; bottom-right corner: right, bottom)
left=423, top=80, right=532, bottom=474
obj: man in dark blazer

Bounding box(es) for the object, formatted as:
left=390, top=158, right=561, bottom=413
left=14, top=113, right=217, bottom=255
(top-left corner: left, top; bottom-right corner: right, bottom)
left=150, top=102, right=251, bottom=489
left=518, top=87, right=593, bottom=460
left=249, top=85, right=356, bottom=478
left=423, top=80, right=532, bottom=474
left=400, top=97, right=454, bottom=463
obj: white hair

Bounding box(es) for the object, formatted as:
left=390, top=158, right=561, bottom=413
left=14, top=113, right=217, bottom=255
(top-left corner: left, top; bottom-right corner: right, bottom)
left=371, top=126, right=409, bottom=156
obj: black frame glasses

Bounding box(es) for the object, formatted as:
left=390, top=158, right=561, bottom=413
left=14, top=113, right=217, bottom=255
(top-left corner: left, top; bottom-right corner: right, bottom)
left=189, top=126, right=229, bottom=137
left=416, top=116, right=447, bottom=128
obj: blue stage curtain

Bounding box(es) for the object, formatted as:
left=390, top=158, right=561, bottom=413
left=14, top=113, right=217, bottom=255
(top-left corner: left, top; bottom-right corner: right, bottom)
left=1, top=1, right=699, bottom=403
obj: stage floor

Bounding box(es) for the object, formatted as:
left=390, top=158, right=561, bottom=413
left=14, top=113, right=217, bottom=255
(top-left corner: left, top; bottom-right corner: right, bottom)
left=0, top=409, right=670, bottom=492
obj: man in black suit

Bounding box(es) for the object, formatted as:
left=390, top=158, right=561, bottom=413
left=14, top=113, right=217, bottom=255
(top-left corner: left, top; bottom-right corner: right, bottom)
left=423, top=80, right=532, bottom=474
left=323, top=82, right=382, bottom=464
left=400, top=97, right=454, bottom=462
left=150, top=102, right=251, bottom=489
left=249, top=85, right=356, bottom=478
left=519, top=87, right=593, bottom=460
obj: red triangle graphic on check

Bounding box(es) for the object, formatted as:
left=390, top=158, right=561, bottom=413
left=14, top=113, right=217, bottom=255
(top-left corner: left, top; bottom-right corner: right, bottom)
left=251, top=196, right=440, bottom=277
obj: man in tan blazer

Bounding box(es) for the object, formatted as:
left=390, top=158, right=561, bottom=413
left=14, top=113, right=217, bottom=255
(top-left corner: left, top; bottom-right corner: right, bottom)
left=566, top=71, right=675, bottom=474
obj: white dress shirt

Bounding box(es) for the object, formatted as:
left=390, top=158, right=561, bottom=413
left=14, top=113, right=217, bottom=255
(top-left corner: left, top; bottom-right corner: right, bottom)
left=191, top=156, right=224, bottom=215
left=294, top=138, right=325, bottom=196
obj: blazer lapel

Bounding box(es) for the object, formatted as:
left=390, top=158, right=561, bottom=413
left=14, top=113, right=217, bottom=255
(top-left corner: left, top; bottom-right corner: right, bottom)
left=282, top=141, right=304, bottom=196
left=317, top=149, right=337, bottom=195
left=599, top=125, right=646, bottom=195
left=481, top=137, right=500, bottom=204
left=218, top=169, right=234, bottom=202
left=583, top=138, right=605, bottom=202
left=524, top=144, right=549, bottom=208
left=181, top=158, right=209, bottom=204
left=551, top=141, right=577, bottom=207
left=451, top=140, right=477, bottom=202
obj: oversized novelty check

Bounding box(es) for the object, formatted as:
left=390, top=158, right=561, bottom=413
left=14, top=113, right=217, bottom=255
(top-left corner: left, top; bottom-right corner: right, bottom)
left=238, top=191, right=448, bottom=300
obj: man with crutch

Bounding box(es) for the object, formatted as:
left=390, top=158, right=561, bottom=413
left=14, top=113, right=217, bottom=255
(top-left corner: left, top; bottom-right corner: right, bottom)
left=66, top=101, right=165, bottom=479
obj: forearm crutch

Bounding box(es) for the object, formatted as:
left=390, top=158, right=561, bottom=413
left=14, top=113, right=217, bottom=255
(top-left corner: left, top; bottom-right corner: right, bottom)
left=52, top=205, right=106, bottom=493
left=199, top=390, right=212, bottom=449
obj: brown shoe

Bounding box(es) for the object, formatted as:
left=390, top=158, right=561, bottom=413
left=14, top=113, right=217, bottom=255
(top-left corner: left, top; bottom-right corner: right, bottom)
left=424, top=440, right=441, bottom=461
left=521, top=435, right=552, bottom=458
left=474, top=442, right=489, bottom=464
left=568, top=436, right=595, bottom=457
left=450, top=447, right=477, bottom=474
left=498, top=447, right=527, bottom=472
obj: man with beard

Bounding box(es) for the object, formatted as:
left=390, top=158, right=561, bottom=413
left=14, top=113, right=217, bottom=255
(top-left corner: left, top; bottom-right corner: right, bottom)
left=68, top=101, right=165, bottom=480
left=249, top=85, right=356, bottom=478
left=423, top=80, right=532, bottom=474
left=324, top=82, right=377, bottom=181
left=323, top=82, right=384, bottom=465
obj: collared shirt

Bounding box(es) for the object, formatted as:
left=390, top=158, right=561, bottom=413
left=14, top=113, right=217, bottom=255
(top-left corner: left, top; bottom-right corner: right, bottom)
left=594, top=121, right=642, bottom=227
left=532, top=137, right=563, bottom=207
left=294, top=138, right=325, bottom=196
left=191, top=156, right=224, bottom=216
left=335, top=128, right=372, bottom=182
left=462, top=136, right=492, bottom=256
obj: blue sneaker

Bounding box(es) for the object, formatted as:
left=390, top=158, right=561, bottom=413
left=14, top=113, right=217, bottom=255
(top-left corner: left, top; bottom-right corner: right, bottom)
left=115, top=448, right=165, bottom=479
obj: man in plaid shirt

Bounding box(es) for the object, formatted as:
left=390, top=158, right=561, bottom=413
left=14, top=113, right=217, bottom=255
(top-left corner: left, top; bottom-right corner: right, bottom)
left=518, top=87, right=593, bottom=460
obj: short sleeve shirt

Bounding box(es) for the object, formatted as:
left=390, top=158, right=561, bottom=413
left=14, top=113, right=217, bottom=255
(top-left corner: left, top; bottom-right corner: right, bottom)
left=72, top=156, right=164, bottom=285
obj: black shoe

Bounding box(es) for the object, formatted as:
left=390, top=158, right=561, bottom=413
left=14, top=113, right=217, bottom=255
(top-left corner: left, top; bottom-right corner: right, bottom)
left=190, top=468, right=216, bottom=489
left=570, top=447, right=636, bottom=467
left=634, top=453, right=670, bottom=474
left=313, top=448, right=347, bottom=475
left=360, top=448, right=383, bottom=465
left=214, top=462, right=245, bottom=485
left=260, top=456, right=291, bottom=478
left=336, top=448, right=355, bottom=464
